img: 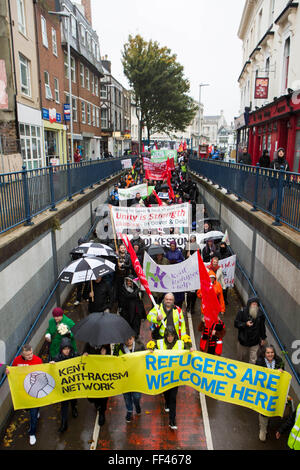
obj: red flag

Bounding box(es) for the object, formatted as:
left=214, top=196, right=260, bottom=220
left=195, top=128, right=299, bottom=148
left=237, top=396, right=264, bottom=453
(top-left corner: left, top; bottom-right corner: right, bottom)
left=142, top=143, right=145, bottom=152
left=197, top=250, right=220, bottom=327
left=183, top=141, right=187, bottom=151
left=152, top=189, right=163, bottom=206
left=167, top=158, right=175, bottom=200
left=119, top=233, right=153, bottom=299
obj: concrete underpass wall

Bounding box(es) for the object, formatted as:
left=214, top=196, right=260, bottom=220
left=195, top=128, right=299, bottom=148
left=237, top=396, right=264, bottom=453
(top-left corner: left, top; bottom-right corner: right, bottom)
left=191, top=171, right=300, bottom=393
left=0, top=174, right=119, bottom=431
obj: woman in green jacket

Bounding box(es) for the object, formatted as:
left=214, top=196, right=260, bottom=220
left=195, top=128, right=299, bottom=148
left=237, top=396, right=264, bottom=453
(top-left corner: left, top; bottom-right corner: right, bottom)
left=45, top=307, right=77, bottom=360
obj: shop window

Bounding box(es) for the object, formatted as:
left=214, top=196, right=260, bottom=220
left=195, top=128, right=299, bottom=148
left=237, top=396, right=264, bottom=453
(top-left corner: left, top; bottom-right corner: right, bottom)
left=19, top=124, right=42, bottom=169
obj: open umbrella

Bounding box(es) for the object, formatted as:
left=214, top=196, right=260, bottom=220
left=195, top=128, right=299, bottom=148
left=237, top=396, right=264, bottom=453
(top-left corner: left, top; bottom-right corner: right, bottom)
left=71, top=312, right=136, bottom=346
left=70, top=242, right=117, bottom=259
left=59, top=256, right=115, bottom=284
left=147, top=244, right=166, bottom=257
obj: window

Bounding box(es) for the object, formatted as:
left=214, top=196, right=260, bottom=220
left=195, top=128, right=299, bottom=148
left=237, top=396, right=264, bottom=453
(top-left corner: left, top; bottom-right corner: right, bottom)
left=52, top=28, right=57, bottom=56
left=17, top=0, right=26, bottom=36
left=72, top=98, right=77, bottom=122
left=86, top=68, right=90, bottom=90
left=71, top=15, right=77, bottom=39
left=92, top=105, right=96, bottom=126
left=100, top=84, right=107, bottom=99
left=96, top=108, right=100, bottom=127
left=19, top=53, right=31, bottom=97
left=44, top=71, right=52, bottom=100
left=41, top=16, right=48, bottom=48
left=81, top=101, right=86, bottom=123
left=54, top=78, right=59, bottom=103
left=64, top=52, right=68, bottom=78
left=101, top=108, right=108, bottom=128
left=80, top=24, right=85, bottom=45
left=283, top=37, right=290, bottom=91
left=87, top=103, right=91, bottom=124
left=71, top=56, right=76, bottom=83
left=19, top=124, right=42, bottom=169
left=265, top=57, right=270, bottom=78
left=95, top=78, right=99, bottom=96
left=91, top=74, right=95, bottom=94
left=80, top=63, right=84, bottom=87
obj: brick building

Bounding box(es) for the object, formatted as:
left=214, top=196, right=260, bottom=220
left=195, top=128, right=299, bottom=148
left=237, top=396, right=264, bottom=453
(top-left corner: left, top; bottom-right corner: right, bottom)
left=35, top=0, right=67, bottom=166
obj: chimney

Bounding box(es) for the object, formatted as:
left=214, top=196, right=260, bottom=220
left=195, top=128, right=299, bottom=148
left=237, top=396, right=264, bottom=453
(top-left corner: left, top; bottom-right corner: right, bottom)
left=81, top=0, right=92, bottom=25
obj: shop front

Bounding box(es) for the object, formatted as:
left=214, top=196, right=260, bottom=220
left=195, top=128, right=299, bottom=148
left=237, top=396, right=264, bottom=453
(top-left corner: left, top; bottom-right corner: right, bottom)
left=248, top=93, right=300, bottom=172
left=42, top=108, right=67, bottom=167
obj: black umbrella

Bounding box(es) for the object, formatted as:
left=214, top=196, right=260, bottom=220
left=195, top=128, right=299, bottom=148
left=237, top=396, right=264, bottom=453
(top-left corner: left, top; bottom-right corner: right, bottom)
left=147, top=244, right=165, bottom=257
left=71, top=312, right=136, bottom=346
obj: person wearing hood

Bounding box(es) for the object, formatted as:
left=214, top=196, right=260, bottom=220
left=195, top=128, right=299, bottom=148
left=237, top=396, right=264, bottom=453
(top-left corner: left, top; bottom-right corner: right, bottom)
left=234, top=297, right=267, bottom=364
left=45, top=308, right=77, bottom=360
left=118, top=275, right=146, bottom=337
left=50, top=337, right=79, bottom=432
left=88, top=275, right=112, bottom=314
left=259, top=149, right=270, bottom=168
left=208, top=255, right=226, bottom=291
left=268, top=148, right=290, bottom=212
left=165, top=241, right=184, bottom=264
left=201, top=239, right=218, bottom=263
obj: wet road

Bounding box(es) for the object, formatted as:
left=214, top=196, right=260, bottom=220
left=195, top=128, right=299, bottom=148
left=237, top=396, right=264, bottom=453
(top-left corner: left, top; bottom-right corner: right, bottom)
left=0, top=288, right=292, bottom=451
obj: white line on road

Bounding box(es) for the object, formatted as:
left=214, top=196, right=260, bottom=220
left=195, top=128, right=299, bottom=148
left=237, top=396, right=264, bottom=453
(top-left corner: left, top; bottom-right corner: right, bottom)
left=187, top=310, right=214, bottom=451
left=90, top=413, right=100, bottom=450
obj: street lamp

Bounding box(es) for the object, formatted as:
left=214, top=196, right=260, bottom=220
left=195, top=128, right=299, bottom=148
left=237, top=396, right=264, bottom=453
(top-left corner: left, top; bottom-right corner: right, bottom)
left=198, top=83, right=210, bottom=151
left=48, top=10, right=74, bottom=163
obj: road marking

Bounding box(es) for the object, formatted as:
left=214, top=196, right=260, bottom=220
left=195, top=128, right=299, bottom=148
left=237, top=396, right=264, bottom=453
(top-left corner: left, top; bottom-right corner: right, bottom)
left=90, top=413, right=100, bottom=450
left=186, top=310, right=214, bottom=451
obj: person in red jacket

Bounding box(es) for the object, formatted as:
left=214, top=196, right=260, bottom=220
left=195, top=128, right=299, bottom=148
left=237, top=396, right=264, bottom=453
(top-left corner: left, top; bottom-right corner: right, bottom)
left=6, top=344, right=43, bottom=446
left=197, top=271, right=225, bottom=315
left=197, top=315, right=226, bottom=355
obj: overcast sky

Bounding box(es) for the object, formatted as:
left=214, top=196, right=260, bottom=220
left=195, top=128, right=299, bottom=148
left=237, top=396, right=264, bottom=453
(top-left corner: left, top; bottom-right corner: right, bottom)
left=91, top=0, right=245, bottom=125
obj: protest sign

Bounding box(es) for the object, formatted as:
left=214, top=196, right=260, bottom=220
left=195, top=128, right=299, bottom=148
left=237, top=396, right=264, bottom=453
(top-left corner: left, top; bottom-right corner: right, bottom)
left=110, top=203, right=190, bottom=231
left=205, top=255, right=236, bottom=288
left=143, top=158, right=169, bottom=180
left=143, top=251, right=200, bottom=293
left=7, top=351, right=291, bottom=418
left=118, top=183, right=148, bottom=201
left=151, top=149, right=178, bottom=163
left=121, top=159, right=132, bottom=169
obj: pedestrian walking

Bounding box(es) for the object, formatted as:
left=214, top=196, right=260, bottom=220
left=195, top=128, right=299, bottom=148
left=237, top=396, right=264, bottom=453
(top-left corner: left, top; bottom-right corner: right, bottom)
left=45, top=307, right=77, bottom=360
left=148, top=327, right=193, bottom=430
left=88, top=276, right=112, bottom=314
left=83, top=343, right=111, bottom=426
left=147, top=293, right=186, bottom=340
left=50, top=337, right=79, bottom=433
left=234, top=297, right=267, bottom=364
left=118, top=275, right=146, bottom=337
left=6, top=344, right=43, bottom=446
left=114, top=336, right=145, bottom=423
left=276, top=402, right=300, bottom=450
left=268, top=148, right=290, bottom=212
left=198, top=314, right=226, bottom=355
left=255, top=344, right=284, bottom=442
left=259, top=149, right=270, bottom=168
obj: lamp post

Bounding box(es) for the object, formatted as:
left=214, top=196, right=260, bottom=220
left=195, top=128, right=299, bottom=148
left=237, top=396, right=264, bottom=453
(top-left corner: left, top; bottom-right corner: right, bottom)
left=198, top=83, right=209, bottom=152
left=48, top=11, right=74, bottom=163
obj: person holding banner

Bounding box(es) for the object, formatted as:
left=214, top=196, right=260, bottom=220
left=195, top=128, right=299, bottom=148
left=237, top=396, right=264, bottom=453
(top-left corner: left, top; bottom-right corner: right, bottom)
left=148, top=327, right=193, bottom=430
left=114, top=336, right=146, bottom=423
left=6, top=344, right=43, bottom=446
left=50, top=337, right=79, bottom=433
left=255, top=344, right=284, bottom=442
left=147, top=293, right=186, bottom=340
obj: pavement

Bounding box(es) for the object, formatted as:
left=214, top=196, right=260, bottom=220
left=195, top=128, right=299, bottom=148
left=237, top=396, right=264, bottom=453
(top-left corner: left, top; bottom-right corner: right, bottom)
left=0, top=287, right=294, bottom=451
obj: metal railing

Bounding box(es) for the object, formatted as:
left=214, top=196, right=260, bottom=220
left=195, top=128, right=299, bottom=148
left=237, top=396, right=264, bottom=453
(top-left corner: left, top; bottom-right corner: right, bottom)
left=0, top=157, right=133, bottom=235
left=189, top=159, right=300, bottom=232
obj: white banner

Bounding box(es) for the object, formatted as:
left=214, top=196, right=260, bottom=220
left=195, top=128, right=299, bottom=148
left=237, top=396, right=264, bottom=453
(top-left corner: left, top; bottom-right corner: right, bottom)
left=141, top=252, right=236, bottom=292
left=121, top=159, right=132, bottom=169
left=118, top=184, right=148, bottom=201
left=111, top=203, right=190, bottom=231
left=143, top=251, right=200, bottom=293
left=130, top=231, right=225, bottom=249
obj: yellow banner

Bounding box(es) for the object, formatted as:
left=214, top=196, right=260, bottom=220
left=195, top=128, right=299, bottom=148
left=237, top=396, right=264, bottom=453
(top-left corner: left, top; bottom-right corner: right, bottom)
left=7, top=351, right=291, bottom=417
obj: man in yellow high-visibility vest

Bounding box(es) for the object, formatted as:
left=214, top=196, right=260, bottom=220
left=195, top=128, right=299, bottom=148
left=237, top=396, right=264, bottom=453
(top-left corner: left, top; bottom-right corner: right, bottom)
left=147, top=293, right=186, bottom=340
left=276, top=403, right=300, bottom=450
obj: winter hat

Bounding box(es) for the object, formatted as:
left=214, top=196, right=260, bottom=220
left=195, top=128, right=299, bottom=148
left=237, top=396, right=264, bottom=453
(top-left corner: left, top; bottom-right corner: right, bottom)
left=52, top=307, right=64, bottom=318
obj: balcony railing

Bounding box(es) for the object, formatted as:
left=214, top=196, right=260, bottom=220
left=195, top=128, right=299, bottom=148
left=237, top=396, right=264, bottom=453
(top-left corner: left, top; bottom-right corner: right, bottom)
left=189, top=158, right=300, bottom=232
